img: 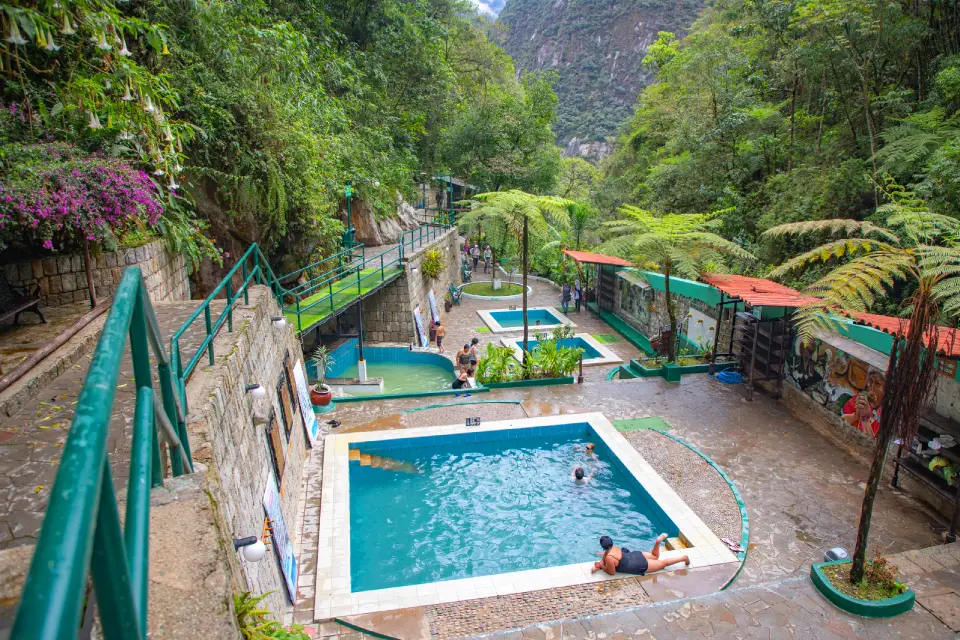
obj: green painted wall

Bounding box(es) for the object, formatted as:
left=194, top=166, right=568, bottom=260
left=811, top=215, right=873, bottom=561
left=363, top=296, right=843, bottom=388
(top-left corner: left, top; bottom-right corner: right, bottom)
left=634, top=270, right=722, bottom=306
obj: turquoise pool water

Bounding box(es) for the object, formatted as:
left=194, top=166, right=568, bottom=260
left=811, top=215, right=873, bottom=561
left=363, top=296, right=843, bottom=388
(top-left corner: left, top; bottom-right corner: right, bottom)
left=509, top=336, right=602, bottom=360
left=490, top=308, right=564, bottom=328
left=349, top=425, right=677, bottom=592
left=338, top=361, right=453, bottom=395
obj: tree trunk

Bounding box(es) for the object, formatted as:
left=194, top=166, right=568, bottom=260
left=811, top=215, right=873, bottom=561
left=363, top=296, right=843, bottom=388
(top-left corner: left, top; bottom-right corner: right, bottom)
left=664, top=265, right=676, bottom=363
left=521, top=216, right=530, bottom=377
left=788, top=73, right=798, bottom=174
left=850, top=342, right=900, bottom=583
left=83, top=239, right=98, bottom=310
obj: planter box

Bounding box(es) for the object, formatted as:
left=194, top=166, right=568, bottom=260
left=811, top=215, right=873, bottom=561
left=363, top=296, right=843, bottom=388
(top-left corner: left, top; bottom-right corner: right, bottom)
left=628, top=359, right=736, bottom=381
left=334, top=387, right=491, bottom=403
left=482, top=376, right=575, bottom=389
left=810, top=560, right=915, bottom=618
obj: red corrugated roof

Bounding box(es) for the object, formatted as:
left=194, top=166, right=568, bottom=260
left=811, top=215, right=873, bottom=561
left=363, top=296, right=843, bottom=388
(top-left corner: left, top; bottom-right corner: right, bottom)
left=851, top=312, right=960, bottom=357
left=563, top=250, right=633, bottom=267
left=700, top=273, right=820, bottom=308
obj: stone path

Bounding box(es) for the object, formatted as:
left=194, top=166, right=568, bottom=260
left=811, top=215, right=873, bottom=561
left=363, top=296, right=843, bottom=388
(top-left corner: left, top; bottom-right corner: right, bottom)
left=482, top=543, right=960, bottom=640
left=0, top=299, right=225, bottom=548
left=0, top=302, right=89, bottom=375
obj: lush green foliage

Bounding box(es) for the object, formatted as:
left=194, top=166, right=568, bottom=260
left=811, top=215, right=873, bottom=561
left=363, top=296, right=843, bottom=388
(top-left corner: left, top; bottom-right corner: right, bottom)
left=475, top=326, right=582, bottom=383
left=420, top=249, right=444, bottom=279
left=234, top=591, right=309, bottom=640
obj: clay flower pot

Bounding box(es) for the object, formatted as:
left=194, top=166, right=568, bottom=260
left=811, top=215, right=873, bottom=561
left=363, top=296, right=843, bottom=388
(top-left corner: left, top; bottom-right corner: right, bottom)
left=310, top=384, right=333, bottom=406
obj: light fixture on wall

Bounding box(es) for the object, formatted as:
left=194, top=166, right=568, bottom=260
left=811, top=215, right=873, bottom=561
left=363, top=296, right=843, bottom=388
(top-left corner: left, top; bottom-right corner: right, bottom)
left=271, top=316, right=287, bottom=328
left=233, top=536, right=267, bottom=562
left=245, top=384, right=267, bottom=399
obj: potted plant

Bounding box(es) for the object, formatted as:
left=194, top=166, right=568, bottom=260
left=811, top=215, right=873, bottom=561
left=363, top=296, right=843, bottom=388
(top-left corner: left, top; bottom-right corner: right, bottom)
left=444, top=292, right=453, bottom=312
left=308, top=346, right=335, bottom=406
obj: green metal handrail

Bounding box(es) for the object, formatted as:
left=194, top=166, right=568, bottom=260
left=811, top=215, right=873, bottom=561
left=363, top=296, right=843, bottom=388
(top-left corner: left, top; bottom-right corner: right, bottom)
left=12, top=267, right=194, bottom=639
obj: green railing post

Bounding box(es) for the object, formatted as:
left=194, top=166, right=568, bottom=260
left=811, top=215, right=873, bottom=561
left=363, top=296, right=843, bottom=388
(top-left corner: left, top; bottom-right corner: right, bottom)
left=130, top=284, right=163, bottom=489
left=241, top=262, right=249, bottom=305
left=203, top=306, right=214, bottom=365
left=158, top=362, right=187, bottom=477
left=90, top=464, right=144, bottom=640
left=125, top=387, right=153, bottom=637
left=381, top=254, right=384, bottom=279
left=226, top=278, right=234, bottom=333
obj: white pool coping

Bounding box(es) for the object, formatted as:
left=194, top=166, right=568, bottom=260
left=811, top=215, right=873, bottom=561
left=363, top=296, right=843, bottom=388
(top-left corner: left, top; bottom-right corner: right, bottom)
left=477, top=306, right=576, bottom=333
left=313, top=412, right=738, bottom=620
left=500, top=332, right=623, bottom=367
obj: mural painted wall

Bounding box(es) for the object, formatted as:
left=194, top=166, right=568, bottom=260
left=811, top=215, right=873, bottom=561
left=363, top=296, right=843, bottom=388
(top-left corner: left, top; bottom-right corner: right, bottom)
left=785, top=338, right=886, bottom=438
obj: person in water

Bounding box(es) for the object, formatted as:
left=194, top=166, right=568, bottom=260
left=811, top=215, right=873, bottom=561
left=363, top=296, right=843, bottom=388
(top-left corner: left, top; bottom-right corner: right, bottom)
left=592, top=535, right=689, bottom=576
left=571, top=466, right=595, bottom=484
left=453, top=367, right=474, bottom=390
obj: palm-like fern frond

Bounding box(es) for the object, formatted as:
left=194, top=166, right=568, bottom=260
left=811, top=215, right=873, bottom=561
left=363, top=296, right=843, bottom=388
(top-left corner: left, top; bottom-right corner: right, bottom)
left=762, top=219, right=901, bottom=244
left=767, top=239, right=901, bottom=279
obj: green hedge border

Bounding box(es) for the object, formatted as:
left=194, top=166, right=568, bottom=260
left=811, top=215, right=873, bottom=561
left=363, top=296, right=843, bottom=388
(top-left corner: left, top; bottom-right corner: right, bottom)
left=483, top=376, right=575, bottom=389
left=810, top=560, right=915, bottom=618
left=653, top=429, right=750, bottom=590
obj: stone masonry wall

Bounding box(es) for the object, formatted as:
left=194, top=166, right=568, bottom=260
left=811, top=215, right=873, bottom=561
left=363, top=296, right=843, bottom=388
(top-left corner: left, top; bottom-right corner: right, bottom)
left=186, top=286, right=313, bottom=617
left=613, top=274, right=734, bottom=353
left=2, top=240, right=188, bottom=307
left=362, top=229, right=460, bottom=344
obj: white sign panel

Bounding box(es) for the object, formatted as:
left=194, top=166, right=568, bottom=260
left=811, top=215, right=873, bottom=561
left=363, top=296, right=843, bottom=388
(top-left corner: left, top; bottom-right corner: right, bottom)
left=292, top=359, right=319, bottom=446
left=413, top=305, right=429, bottom=347
left=427, top=289, right=440, bottom=322
left=263, top=474, right=298, bottom=602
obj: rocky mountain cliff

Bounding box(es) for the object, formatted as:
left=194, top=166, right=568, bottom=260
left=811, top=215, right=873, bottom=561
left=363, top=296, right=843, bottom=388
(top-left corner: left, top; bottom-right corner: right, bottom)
left=496, top=0, right=706, bottom=150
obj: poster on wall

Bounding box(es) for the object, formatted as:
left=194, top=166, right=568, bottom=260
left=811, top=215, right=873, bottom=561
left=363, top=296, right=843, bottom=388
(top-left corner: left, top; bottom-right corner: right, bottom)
left=427, top=289, right=440, bottom=322
left=786, top=338, right=886, bottom=437
left=292, top=359, right=320, bottom=446
left=265, top=410, right=286, bottom=485
left=413, top=305, right=429, bottom=347
left=283, top=351, right=301, bottom=426
left=263, top=473, right=298, bottom=603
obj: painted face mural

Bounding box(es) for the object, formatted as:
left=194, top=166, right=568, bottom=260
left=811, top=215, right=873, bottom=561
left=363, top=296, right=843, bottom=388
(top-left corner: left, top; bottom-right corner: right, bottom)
left=786, top=338, right=884, bottom=438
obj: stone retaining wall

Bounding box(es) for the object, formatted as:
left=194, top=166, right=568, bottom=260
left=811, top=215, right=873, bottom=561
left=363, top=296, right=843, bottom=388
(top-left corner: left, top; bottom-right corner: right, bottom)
left=2, top=240, right=189, bottom=307
left=361, top=229, right=460, bottom=344
left=186, top=286, right=317, bottom=617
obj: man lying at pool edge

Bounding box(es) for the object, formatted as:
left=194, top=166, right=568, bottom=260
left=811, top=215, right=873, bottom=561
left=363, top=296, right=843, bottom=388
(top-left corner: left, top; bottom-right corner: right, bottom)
left=591, top=534, right=690, bottom=576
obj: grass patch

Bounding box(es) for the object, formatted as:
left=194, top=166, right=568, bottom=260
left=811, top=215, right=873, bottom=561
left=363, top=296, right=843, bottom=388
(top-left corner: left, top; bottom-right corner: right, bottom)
left=461, top=281, right=524, bottom=296
left=593, top=334, right=620, bottom=344
left=822, top=559, right=907, bottom=601
left=612, top=417, right=673, bottom=432
left=476, top=327, right=491, bottom=333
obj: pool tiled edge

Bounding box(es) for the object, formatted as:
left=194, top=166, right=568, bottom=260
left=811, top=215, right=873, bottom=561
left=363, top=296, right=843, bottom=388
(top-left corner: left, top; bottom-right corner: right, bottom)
left=500, top=332, right=623, bottom=367
left=313, top=412, right=738, bottom=620
left=477, top=306, right=575, bottom=333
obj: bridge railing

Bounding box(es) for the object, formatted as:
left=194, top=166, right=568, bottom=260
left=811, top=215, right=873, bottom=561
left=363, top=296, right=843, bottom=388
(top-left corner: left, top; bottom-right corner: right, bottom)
left=11, top=267, right=194, bottom=639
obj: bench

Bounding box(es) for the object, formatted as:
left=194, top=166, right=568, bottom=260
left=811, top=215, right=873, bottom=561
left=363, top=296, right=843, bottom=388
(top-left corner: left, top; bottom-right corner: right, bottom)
left=0, top=274, right=44, bottom=326
left=461, top=261, right=472, bottom=283
left=448, top=283, right=462, bottom=305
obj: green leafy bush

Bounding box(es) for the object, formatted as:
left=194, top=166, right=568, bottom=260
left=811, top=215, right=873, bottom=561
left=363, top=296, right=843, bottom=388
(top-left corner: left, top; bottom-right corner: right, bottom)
left=421, top=249, right=444, bottom=279
left=234, top=592, right=310, bottom=640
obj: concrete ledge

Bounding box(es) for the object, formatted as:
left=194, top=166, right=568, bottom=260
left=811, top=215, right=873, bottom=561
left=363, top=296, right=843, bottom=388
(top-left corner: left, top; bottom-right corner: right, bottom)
left=810, top=560, right=915, bottom=618
left=483, top=376, right=574, bottom=389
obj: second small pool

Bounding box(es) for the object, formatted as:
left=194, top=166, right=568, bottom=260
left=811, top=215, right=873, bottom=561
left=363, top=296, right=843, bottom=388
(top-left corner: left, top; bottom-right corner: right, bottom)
left=479, top=306, right=574, bottom=333
left=502, top=333, right=623, bottom=366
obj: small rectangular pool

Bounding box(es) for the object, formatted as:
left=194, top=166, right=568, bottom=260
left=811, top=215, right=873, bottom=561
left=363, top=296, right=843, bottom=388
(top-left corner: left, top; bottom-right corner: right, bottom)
left=501, top=333, right=623, bottom=366
left=314, top=413, right=738, bottom=619
left=478, top=306, right=575, bottom=333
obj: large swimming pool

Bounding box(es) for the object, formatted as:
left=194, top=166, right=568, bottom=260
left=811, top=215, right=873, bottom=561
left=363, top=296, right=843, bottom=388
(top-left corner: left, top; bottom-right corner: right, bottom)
left=349, top=424, right=675, bottom=592
left=478, top=306, right=574, bottom=333
left=314, top=413, right=738, bottom=620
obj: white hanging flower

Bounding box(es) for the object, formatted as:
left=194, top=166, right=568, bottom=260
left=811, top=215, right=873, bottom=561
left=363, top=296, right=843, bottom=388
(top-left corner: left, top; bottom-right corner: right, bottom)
left=118, top=37, right=131, bottom=57
left=121, top=84, right=134, bottom=101
left=44, top=29, right=60, bottom=52
left=97, top=32, right=112, bottom=51
left=153, top=167, right=166, bottom=176
left=60, top=15, right=75, bottom=35
left=104, top=79, right=111, bottom=90
left=6, top=20, right=28, bottom=45
left=143, top=95, right=155, bottom=114
left=87, top=111, right=102, bottom=130
left=168, top=176, right=180, bottom=190
left=118, top=130, right=133, bottom=141
left=165, top=126, right=174, bottom=142
left=53, top=1, right=62, bottom=8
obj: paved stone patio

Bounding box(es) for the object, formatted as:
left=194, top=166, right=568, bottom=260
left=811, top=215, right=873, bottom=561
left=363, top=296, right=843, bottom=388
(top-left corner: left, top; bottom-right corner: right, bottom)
left=0, top=299, right=228, bottom=548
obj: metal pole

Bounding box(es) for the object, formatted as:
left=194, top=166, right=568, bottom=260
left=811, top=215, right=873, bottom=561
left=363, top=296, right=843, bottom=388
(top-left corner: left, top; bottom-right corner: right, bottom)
left=357, top=300, right=365, bottom=362
left=345, top=179, right=353, bottom=248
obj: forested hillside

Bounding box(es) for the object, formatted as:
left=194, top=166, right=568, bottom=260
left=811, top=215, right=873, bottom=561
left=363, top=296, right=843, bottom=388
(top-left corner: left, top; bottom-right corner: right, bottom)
left=597, top=0, right=960, bottom=297
left=0, top=0, right=559, bottom=280
left=496, top=0, right=706, bottom=148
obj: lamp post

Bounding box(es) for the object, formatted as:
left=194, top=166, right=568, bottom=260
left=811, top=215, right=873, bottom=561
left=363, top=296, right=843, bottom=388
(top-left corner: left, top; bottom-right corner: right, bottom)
left=343, top=178, right=380, bottom=248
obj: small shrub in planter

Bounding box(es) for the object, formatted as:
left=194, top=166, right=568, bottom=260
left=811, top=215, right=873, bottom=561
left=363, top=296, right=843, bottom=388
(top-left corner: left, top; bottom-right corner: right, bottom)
left=308, top=346, right=335, bottom=406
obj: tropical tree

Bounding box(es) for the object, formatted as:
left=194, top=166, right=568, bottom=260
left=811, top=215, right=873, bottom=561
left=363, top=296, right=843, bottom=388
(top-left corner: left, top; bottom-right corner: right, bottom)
left=603, top=207, right=753, bottom=361
left=763, top=183, right=960, bottom=584
left=459, top=190, right=573, bottom=366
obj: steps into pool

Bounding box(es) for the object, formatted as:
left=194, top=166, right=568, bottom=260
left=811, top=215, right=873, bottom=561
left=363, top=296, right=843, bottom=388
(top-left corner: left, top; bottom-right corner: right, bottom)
left=349, top=448, right=417, bottom=474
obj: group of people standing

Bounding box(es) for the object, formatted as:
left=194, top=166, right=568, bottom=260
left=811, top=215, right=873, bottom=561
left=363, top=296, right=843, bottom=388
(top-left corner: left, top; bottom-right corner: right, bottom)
left=465, top=243, right=492, bottom=273
left=560, top=280, right=583, bottom=314
left=451, top=337, right=480, bottom=390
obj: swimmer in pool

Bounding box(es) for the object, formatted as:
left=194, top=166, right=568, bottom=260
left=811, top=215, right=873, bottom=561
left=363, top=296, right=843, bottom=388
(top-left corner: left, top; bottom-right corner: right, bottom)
left=591, top=535, right=689, bottom=576
left=571, top=466, right=595, bottom=484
